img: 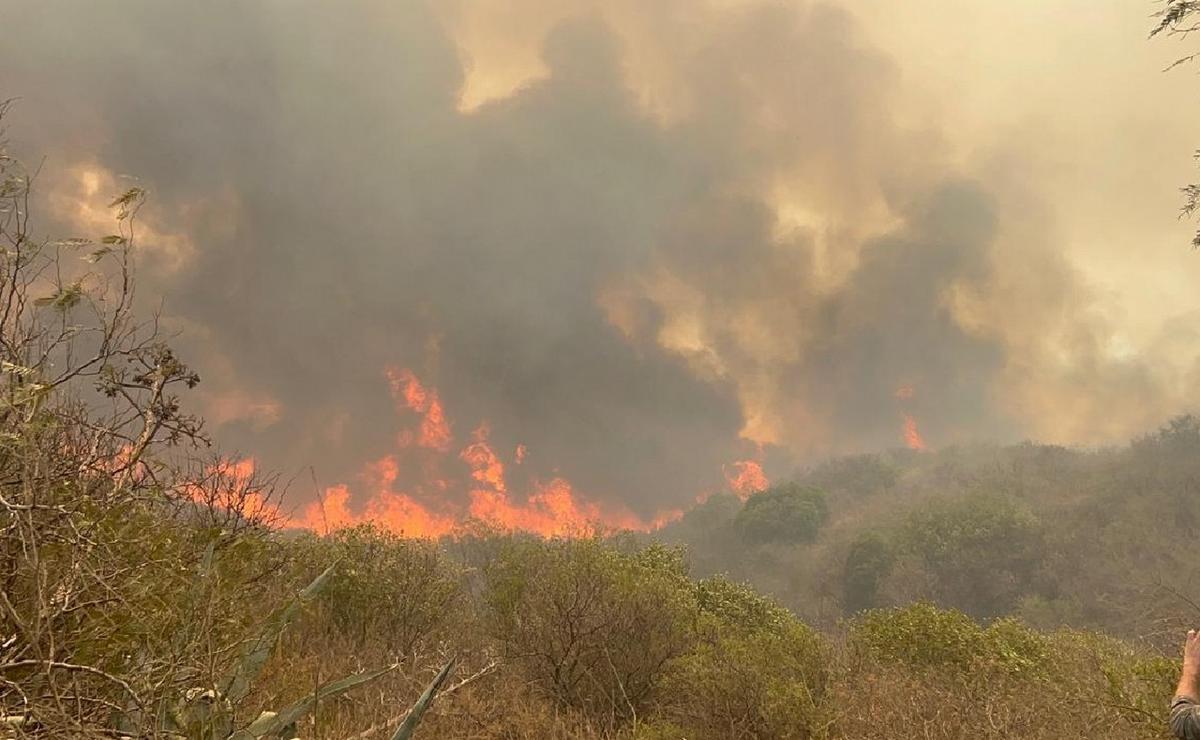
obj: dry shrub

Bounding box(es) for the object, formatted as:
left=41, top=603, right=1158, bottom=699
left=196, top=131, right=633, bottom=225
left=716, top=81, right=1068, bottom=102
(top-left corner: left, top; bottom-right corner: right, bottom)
left=835, top=602, right=1177, bottom=740
left=485, top=538, right=695, bottom=725
left=287, top=524, right=464, bottom=655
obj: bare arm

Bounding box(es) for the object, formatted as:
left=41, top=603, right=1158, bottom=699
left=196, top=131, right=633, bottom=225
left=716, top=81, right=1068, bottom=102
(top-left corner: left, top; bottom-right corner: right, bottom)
left=1179, top=630, right=1200, bottom=701
left=1170, top=630, right=1200, bottom=740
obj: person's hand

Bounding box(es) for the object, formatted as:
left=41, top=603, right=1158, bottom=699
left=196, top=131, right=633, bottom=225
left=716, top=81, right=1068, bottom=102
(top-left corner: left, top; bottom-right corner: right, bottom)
left=1185, top=629, right=1200, bottom=678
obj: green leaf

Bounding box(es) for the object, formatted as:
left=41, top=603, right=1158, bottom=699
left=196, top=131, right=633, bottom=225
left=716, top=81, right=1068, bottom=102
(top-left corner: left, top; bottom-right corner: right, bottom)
left=34, top=282, right=84, bottom=311
left=109, top=187, right=145, bottom=219
left=100, top=235, right=126, bottom=245
left=221, top=563, right=337, bottom=705
left=390, top=658, right=457, bottom=740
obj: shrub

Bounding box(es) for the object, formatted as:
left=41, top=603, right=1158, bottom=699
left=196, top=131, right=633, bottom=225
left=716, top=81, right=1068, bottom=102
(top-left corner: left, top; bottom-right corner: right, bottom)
left=897, top=495, right=1046, bottom=618
left=850, top=601, right=985, bottom=670
left=653, top=577, right=829, bottom=739
left=291, top=524, right=462, bottom=654
left=850, top=602, right=1050, bottom=675
left=735, top=484, right=829, bottom=545
left=485, top=538, right=695, bottom=721
left=841, top=532, right=895, bottom=614
left=803, top=453, right=898, bottom=498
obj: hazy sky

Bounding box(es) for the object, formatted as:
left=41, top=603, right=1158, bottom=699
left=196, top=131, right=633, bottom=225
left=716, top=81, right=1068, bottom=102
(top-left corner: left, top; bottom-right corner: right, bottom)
left=3, top=0, right=1198, bottom=523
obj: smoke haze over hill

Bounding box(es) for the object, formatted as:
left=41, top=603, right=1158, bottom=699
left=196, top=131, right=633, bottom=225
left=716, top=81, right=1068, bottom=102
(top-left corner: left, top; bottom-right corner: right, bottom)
left=4, top=0, right=1200, bottom=526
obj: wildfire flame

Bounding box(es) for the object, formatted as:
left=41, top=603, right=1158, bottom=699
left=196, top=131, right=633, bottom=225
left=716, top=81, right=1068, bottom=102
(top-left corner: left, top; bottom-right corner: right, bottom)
left=902, top=414, right=926, bottom=451
left=386, top=367, right=452, bottom=451
left=723, top=459, right=769, bottom=500
left=285, top=367, right=685, bottom=538
left=182, top=457, right=287, bottom=525
left=895, top=384, right=927, bottom=451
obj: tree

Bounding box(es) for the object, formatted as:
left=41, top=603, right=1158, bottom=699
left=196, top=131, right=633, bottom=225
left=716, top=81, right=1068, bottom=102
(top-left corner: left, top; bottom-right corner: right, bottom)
left=1150, top=2, right=1200, bottom=246
left=897, top=495, right=1047, bottom=619
left=734, top=483, right=829, bottom=545
left=485, top=538, right=695, bottom=722
left=0, top=100, right=218, bottom=734
left=842, top=532, right=895, bottom=615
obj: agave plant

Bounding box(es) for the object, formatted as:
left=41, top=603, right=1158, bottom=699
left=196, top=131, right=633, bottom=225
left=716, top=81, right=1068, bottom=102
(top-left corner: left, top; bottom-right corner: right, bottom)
left=114, top=563, right=456, bottom=739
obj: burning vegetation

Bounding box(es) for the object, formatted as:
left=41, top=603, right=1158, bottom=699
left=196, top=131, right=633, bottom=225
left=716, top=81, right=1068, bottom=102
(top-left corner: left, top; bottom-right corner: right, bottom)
left=6, top=1, right=1200, bottom=737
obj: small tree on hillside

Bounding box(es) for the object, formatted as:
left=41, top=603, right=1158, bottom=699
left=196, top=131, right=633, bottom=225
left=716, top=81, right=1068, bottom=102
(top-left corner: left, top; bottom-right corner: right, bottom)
left=735, top=483, right=830, bottom=545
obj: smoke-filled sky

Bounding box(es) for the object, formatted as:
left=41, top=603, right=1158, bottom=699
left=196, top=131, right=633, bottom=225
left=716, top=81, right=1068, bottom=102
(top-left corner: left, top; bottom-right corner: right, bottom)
left=3, top=1, right=1200, bottom=527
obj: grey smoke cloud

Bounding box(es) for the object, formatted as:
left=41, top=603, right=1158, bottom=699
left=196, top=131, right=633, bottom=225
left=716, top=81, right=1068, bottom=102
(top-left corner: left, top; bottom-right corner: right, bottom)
left=0, top=0, right=1178, bottom=518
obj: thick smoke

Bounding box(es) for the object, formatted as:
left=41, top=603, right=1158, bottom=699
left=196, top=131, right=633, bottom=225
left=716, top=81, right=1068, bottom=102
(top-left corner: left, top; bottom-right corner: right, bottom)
left=1, top=0, right=1188, bottom=518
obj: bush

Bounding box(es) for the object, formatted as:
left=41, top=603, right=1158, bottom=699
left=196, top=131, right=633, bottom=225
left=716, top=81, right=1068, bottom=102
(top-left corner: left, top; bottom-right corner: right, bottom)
left=897, top=495, right=1046, bottom=618
left=485, top=538, right=695, bottom=721
left=850, top=602, right=1049, bottom=676
left=290, top=524, right=463, bottom=653
left=653, top=577, right=829, bottom=739
left=803, top=453, right=898, bottom=498
left=850, top=601, right=984, bottom=670
left=841, top=532, right=895, bottom=614
left=735, top=484, right=829, bottom=545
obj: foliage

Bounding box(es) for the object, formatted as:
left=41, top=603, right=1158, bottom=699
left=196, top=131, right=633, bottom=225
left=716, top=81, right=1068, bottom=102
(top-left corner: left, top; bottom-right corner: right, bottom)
left=734, top=483, right=829, bottom=545
left=652, top=577, right=829, bottom=739
left=485, top=538, right=695, bottom=721
left=802, top=453, right=898, bottom=498
left=841, top=532, right=894, bottom=615
left=850, top=602, right=1051, bottom=677
left=292, top=524, right=462, bottom=653
left=895, top=495, right=1046, bottom=619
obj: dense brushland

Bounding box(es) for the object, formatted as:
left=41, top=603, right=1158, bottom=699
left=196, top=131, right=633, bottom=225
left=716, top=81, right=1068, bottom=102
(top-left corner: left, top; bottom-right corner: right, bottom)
left=1, top=112, right=1198, bottom=738
left=656, top=421, right=1200, bottom=646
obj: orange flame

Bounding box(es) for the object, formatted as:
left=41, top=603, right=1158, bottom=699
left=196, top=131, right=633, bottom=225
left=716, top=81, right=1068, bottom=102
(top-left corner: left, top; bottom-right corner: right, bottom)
left=894, top=384, right=927, bottom=451
left=386, top=367, right=452, bottom=451
left=182, top=457, right=285, bottom=524
left=902, top=414, right=926, bottom=451
left=459, top=424, right=653, bottom=536
left=724, top=459, right=769, bottom=500
left=285, top=368, right=682, bottom=538
left=290, top=482, right=457, bottom=538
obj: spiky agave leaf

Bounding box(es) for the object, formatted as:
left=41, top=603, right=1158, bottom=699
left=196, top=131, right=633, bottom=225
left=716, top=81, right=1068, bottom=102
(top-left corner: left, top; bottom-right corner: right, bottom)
left=222, top=563, right=337, bottom=706
left=390, top=658, right=457, bottom=740
left=229, top=664, right=396, bottom=740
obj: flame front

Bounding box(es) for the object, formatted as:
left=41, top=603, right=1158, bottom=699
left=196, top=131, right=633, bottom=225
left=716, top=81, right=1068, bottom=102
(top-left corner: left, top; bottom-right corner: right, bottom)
left=286, top=368, right=682, bottom=538
left=724, top=459, right=769, bottom=500
left=386, top=367, right=452, bottom=451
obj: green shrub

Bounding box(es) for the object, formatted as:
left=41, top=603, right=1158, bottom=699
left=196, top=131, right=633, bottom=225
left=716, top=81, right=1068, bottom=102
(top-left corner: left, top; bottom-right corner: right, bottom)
left=735, top=484, right=829, bottom=545
left=898, top=495, right=1046, bottom=618
left=841, top=532, right=894, bottom=614
left=291, top=525, right=462, bottom=653
left=851, top=601, right=984, bottom=670
left=850, top=602, right=1050, bottom=677
left=653, top=577, right=829, bottom=739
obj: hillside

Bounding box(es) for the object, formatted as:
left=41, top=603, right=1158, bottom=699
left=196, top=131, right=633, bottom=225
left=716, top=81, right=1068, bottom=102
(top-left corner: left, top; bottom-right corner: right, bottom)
left=657, top=420, right=1200, bottom=647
